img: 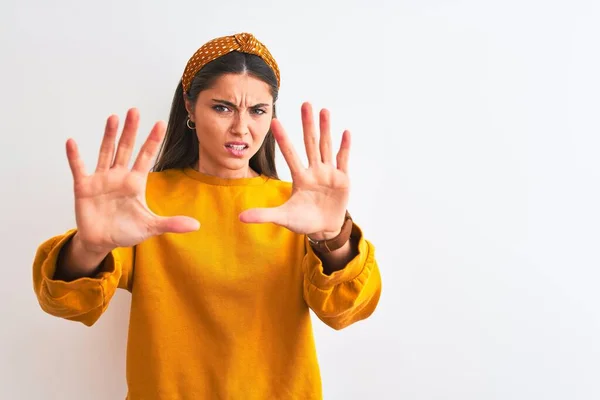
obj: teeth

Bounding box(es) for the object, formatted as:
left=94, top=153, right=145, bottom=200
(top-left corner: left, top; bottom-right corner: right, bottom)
left=228, top=145, right=246, bottom=150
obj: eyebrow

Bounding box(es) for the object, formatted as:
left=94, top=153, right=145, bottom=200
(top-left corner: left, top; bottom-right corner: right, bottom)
left=211, top=99, right=271, bottom=109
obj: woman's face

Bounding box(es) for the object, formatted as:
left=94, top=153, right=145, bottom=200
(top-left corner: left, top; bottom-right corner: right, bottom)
left=187, top=73, right=274, bottom=178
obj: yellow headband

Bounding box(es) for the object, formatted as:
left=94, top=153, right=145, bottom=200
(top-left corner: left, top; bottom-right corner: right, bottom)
left=181, top=32, right=280, bottom=93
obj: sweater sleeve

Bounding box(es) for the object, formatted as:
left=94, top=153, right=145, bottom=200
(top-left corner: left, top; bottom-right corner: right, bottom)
left=302, top=222, right=382, bottom=330
left=32, top=229, right=134, bottom=327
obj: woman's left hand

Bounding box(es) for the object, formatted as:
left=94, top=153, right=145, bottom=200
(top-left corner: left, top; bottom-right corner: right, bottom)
left=239, top=102, right=351, bottom=240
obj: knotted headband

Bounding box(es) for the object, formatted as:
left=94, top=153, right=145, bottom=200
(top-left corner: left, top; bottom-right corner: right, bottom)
left=181, top=32, right=280, bottom=93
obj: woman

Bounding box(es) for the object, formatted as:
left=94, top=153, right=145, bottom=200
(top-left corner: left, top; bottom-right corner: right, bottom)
left=32, top=32, right=382, bottom=399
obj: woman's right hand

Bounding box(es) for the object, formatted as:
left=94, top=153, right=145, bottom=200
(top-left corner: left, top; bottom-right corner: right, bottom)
left=66, top=108, right=200, bottom=256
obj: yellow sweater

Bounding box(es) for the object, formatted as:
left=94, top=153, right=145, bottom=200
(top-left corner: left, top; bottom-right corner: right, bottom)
left=32, top=167, right=382, bottom=399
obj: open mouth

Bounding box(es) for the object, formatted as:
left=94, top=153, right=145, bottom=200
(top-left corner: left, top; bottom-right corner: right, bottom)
left=225, top=143, right=249, bottom=157
left=225, top=144, right=249, bottom=151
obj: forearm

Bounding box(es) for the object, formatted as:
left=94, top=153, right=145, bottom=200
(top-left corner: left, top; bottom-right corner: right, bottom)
left=54, top=233, right=110, bottom=281
left=302, top=224, right=381, bottom=330
left=311, top=235, right=358, bottom=275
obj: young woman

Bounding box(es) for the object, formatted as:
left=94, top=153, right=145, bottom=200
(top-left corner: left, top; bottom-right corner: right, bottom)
left=33, top=32, right=382, bottom=399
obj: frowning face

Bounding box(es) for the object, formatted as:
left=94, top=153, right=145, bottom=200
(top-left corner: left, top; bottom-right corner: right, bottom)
left=187, top=73, right=274, bottom=179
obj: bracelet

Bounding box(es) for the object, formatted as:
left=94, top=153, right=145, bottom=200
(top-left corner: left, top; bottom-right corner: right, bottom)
left=307, top=211, right=353, bottom=253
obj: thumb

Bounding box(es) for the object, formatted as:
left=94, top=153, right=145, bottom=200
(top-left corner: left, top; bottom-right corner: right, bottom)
left=239, top=207, right=287, bottom=226
left=153, top=215, right=201, bottom=235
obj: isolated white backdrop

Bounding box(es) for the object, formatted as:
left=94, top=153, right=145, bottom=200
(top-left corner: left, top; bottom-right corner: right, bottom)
left=1, top=0, right=599, bottom=399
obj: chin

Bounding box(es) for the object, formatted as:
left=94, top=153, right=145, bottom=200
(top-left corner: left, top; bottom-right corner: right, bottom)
left=220, top=156, right=252, bottom=171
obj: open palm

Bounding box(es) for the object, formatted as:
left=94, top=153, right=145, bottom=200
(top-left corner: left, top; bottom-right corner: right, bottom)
left=239, top=102, right=351, bottom=240
left=67, top=109, right=199, bottom=254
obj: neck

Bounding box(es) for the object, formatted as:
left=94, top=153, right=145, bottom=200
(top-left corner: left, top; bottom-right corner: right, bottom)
left=195, top=160, right=258, bottom=179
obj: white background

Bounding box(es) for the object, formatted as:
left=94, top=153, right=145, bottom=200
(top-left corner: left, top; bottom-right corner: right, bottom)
left=1, top=0, right=599, bottom=399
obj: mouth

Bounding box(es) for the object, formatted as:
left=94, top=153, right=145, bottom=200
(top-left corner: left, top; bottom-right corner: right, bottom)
left=225, top=143, right=249, bottom=157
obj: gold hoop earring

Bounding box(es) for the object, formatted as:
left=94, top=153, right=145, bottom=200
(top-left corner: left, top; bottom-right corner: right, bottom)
left=186, top=117, right=196, bottom=130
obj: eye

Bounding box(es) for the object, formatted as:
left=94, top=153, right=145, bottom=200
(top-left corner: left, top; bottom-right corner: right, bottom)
left=251, top=108, right=267, bottom=115
left=212, top=105, right=230, bottom=113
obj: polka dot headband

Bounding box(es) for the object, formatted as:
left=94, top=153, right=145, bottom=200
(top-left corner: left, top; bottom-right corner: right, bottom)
left=181, top=32, right=280, bottom=93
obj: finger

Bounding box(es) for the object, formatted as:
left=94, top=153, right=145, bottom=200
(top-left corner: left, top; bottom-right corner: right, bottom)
left=132, top=121, right=167, bottom=173
left=153, top=215, right=200, bottom=235
left=95, top=114, right=119, bottom=172
left=301, top=102, right=319, bottom=166
left=336, top=130, right=351, bottom=173
left=319, top=108, right=333, bottom=164
left=65, top=138, right=86, bottom=183
left=239, top=207, right=287, bottom=226
left=112, top=108, right=140, bottom=168
left=271, top=119, right=304, bottom=175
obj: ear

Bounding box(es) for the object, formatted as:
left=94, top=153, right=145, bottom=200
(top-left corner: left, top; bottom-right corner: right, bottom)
left=183, top=96, right=195, bottom=120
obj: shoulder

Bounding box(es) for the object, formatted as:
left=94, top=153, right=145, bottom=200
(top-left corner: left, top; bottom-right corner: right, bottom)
left=261, top=176, right=293, bottom=197
left=146, top=168, right=184, bottom=190
left=144, top=169, right=190, bottom=202
left=263, top=176, right=292, bottom=189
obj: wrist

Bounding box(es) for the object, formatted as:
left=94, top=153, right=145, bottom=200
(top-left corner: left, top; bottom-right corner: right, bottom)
left=72, top=233, right=112, bottom=261
left=55, top=233, right=111, bottom=281
left=307, top=228, right=342, bottom=242
left=307, top=211, right=353, bottom=254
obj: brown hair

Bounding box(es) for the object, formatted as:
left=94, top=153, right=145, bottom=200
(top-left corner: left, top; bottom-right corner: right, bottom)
left=153, top=51, right=279, bottom=178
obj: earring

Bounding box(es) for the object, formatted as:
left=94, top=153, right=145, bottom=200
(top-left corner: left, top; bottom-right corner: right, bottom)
left=186, top=116, right=196, bottom=130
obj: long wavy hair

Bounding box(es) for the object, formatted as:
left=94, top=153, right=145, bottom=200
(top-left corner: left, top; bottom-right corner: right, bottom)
left=153, top=51, right=279, bottom=178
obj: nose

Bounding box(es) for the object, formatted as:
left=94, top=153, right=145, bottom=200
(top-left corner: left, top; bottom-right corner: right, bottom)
left=230, top=112, right=249, bottom=136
